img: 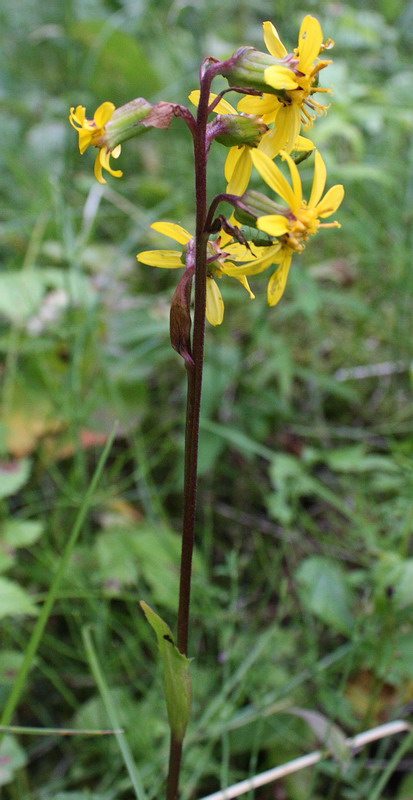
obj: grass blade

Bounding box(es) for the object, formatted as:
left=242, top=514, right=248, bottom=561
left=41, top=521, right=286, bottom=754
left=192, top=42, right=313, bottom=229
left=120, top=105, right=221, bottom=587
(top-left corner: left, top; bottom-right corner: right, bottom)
left=82, top=625, right=148, bottom=800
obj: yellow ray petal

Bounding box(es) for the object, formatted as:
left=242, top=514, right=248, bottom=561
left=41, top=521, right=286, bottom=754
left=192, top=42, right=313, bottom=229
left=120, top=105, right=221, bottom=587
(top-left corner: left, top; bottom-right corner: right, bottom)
left=188, top=90, right=236, bottom=115
left=252, top=149, right=296, bottom=209
left=259, top=105, right=300, bottom=159
left=297, top=16, right=323, bottom=74
left=258, top=124, right=286, bottom=159
left=78, top=128, right=93, bottom=154
left=293, top=134, right=315, bottom=151
left=237, top=93, right=279, bottom=117
left=232, top=273, right=255, bottom=299
left=94, top=152, right=105, bottom=184
left=137, top=250, right=184, bottom=268
left=257, top=214, right=290, bottom=237
left=309, top=150, right=326, bottom=208
left=206, top=277, right=224, bottom=325
left=224, top=243, right=269, bottom=260
left=263, top=21, right=288, bottom=58
left=223, top=245, right=282, bottom=277
left=94, top=101, right=116, bottom=129
left=69, top=105, right=87, bottom=129
left=151, top=222, right=192, bottom=244
left=282, top=105, right=301, bottom=155
left=316, top=184, right=345, bottom=218
left=99, top=148, right=123, bottom=179
left=264, top=65, right=298, bottom=91
left=224, top=147, right=243, bottom=184
left=267, top=253, right=293, bottom=307
left=281, top=152, right=302, bottom=208
left=226, top=148, right=252, bottom=195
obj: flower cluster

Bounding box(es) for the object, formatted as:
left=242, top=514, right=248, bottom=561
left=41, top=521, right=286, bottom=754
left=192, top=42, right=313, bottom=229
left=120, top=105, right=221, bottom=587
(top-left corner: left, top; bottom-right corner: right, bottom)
left=69, top=14, right=343, bottom=324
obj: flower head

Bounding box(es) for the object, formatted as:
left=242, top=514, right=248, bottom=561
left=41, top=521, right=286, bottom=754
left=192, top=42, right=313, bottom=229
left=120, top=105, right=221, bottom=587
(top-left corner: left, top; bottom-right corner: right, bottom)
left=137, top=222, right=281, bottom=325
left=250, top=148, right=344, bottom=306
left=69, top=102, right=122, bottom=184
left=238, top=16, right=333, bottom=155
left=189, top=90, right=314, bottom=197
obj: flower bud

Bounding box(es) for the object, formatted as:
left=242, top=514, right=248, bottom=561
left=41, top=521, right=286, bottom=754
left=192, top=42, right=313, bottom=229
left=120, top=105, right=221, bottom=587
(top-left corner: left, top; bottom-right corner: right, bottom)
left=212, top=114, right=268, bottom=147
left=220, top=47, right=290, bottom=95
left=102, top=99, right=177, bottom=150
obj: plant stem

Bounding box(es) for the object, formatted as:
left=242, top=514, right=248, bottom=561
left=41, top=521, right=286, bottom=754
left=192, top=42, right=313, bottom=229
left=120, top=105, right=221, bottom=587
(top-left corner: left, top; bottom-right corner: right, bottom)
left=166, top=64, right=216, bottom=800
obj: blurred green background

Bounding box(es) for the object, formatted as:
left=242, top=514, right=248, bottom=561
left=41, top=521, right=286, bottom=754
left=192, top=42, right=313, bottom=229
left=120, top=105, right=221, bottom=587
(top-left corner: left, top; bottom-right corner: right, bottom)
left=1, top=0, right=413, bottom=798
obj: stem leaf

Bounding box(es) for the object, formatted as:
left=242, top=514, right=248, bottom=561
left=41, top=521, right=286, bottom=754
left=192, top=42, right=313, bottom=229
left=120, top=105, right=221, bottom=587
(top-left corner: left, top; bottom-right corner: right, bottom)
left=140, top=601, right=192, bottom=743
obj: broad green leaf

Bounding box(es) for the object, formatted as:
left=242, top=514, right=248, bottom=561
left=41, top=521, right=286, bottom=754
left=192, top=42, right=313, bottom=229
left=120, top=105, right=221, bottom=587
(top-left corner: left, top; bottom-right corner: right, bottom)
left=1, top=519, right=44, bottom=548
left=0, top=577, right=38, bottom=618
left=94, top=529, right=139, bottom=594
left=376, top=557, right=413, bottom=610
left=0, top=735, right=27, bottom=786
left=296, top=557, right=354, bottom=635
left=140, top=602, right=192, bottom=743
left=0, top=460, right=31, bottom=499
left=0, top=272, right=44, bottom=322
left=0, top=651, right=25, bottom=685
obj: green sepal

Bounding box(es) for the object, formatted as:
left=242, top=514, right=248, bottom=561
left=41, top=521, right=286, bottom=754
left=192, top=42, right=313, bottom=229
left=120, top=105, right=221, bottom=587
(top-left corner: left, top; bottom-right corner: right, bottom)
left=140, top=601, right=192, bottom=743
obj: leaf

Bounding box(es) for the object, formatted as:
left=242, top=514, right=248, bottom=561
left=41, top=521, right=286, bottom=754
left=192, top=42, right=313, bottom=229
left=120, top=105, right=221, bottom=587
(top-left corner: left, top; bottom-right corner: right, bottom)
left=140, top=602, right=192, bottom=743
left=0, top=272, right=44, bottom=323
left=0, top=735, right=27, bottom=786
left=94, top=529, right=139, bottom=594
left=133, top=527, right=182, bottom=610
left=378, top=558, right=413, bottom=610
left=0, top=577, right=38, bottom=618
left=0, top=651, right=25, bottom=686
left=296, top=556, right=354, bottom=635
left=1, top=519, right=44, bottom=548
left=288, top=707, right=350, bottom=765
left=0, top=459, right=31, bottom=499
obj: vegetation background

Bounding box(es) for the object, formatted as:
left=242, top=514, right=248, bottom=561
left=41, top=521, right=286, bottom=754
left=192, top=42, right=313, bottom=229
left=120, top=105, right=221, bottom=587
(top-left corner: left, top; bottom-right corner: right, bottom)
left=1, top=0, right=413, bottom=797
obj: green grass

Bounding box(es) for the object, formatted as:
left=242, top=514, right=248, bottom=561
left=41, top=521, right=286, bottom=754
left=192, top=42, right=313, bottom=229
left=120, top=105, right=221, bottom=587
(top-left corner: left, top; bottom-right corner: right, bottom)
left=0, top=1, right=413, bottom=798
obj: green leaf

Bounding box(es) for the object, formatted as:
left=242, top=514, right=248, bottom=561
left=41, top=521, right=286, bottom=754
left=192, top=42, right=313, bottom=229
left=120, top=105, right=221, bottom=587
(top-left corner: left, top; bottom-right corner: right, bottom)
left=0, top=577, right=38, bottom=618
left=376, top=557, right=413, bottom=610
left=94, top=529, right=139, bottom=594
left=296, top=557, right=354, bottom=635
left=140, top=602, right=192, bottom=743
left=1, top=519, right=44, bottom=548
left=0, top=651, right=25, bottom=686
left=0, top=459, right=31, bottom=499
left=0, top=735, right=27, bottom=786
left=0, top=272, right=44, bottom=323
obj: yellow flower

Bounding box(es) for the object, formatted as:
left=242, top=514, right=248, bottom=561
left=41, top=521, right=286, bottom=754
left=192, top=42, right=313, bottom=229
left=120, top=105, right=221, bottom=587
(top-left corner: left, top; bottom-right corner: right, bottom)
left=137, top=221, right=281, bottom=325
left=69, top=102, right=123, bottom=185
left=250, top=148, right=344, bottom=306
left=189, top=91, right=314, bottom=195
left=239, top=16, right=333, bottom=155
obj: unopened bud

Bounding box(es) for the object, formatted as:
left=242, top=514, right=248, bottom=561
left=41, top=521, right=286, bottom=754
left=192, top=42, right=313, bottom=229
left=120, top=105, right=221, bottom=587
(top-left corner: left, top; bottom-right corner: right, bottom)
left=212, top=114, right=268, bottom=148
left=103, top=99, right=177, bottom=150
